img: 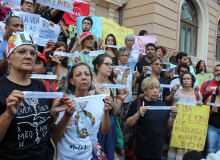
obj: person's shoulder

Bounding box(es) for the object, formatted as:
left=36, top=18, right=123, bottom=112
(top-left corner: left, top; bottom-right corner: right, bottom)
left=159, top=77, right=168, bottom=84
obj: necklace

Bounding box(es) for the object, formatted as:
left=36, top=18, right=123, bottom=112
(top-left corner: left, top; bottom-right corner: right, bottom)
left=79, top=102, right=87, bottom=110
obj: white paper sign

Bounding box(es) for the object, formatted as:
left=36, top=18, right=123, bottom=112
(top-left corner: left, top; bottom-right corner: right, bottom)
left=54, top=52, right=79, bottom=58
left=114, top=66, right=127, bottom=70
left=0, top=22, right=5, bottom=42
left=33, top=37, right=50, bottom=47
left=107, top=45, right=121, bottom=49
left=207, top=102, right=220, bottom=107
left=173, top=75, right=179, bottom=78
left=147, top=106, right=172, bottom=110
left=89, top=51, right=105, bottom=57
left=39, top=17, right=60, bottom=42
left=103, top=84, right=125, bottom=89
left=13, top=12, right=40, bottom=38
left=160, top=84, right=174, bottom=88
left=73, top=94, right=109, bottom=103
left=36, top=0, right=74, bottom=13
left=29, top=74, right=57, bottom=79
left=23, top=91, right=63, bottom=99
left=163, top=62, right=169, bottom=65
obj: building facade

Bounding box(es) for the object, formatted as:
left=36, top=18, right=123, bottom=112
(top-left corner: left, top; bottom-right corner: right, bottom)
left=83, top=0, right=220, bottom=71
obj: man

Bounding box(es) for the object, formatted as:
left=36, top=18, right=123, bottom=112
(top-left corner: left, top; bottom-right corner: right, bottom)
left=135, top=43, right=156, bottom=84
left=69, top=16, right=98, bottom=53
left=57, top=18, right=69, bottom=44
left=20, top=0, right=39, bottom=13
left=37, top=4, right=59, bottom=22
left=170, top=52, right=188, bottom=75
left=170, top=63, right=190, bottom=90
left=200, top=64, right=220, bottom=103
left=138, top=57, right=178, bottom=103
left=0, top=16, right=24, bottom=78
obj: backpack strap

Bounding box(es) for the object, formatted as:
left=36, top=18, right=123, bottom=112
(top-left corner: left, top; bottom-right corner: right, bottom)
left=49, top=81, right=53, bottom=92
left=211, top=94, right=217, bottom=103
left=194, top=90, right=200, bottom=101
left=132, top=99, right=140, bottom=151
left=205, top=80, right=211, bottom=90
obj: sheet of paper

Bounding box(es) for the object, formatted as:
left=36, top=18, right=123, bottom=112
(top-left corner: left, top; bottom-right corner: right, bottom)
left=29, top=74, right=57, bottom=79
left=103, top=84, right=125, bottom=89
left=54, top=52, right=79, bottom=58
left=147, top=106, right=172, bottom=110
left=73, top=94, right=109, bottom=103
left=23, top=91, right=63, bottom=99
left=89, top=50, right=105, bottom=57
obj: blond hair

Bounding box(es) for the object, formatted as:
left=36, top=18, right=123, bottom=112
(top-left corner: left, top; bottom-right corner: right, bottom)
left=141, top=77, right=160, bottom=92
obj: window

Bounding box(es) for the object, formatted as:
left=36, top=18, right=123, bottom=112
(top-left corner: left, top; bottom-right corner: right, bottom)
left=216, top=21, right=220, bottom=61
left=179, top=0, right=198, bottom=56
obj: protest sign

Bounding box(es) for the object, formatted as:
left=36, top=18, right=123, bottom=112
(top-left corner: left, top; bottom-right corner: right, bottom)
left=195, top=73, right=213, bottom=88
left=39, top=17, right=60, bottom=42
left=67, top=25, right=77, bottom=43
left=36, top=0, right=74, bottom=13
left=62, top=1, right=90, bottom=26
left=23, top=91, right=63, bottom=99
left=33, top=37, right=50, bottom=47
left=13, top=11, right=40, bottom=38
left=77, top=16, right=102, bottom=38
left=0, top=22, right=5, bottom=42
left=101, top=17, right=134, bottom=47
left=2, top=0, right=20, bottom=12
left=134, top=36, right=157, bottom=55
left=170, top=104, right=210, bottom=151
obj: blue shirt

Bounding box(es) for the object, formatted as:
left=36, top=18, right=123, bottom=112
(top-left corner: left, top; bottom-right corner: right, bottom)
left=0, top=40, right=7, bottom=60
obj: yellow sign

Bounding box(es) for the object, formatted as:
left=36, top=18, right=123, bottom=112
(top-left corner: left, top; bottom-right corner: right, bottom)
left=101, top=17, right=134, bottom=47
left=170, top=104, right=210, bottom=151
left=196, top=73, right=213, bottom=88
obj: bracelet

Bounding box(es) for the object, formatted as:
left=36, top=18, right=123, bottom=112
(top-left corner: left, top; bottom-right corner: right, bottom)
left=50, top=108, right=59, bottom=119
left=171, top=115, right=176, bottom=119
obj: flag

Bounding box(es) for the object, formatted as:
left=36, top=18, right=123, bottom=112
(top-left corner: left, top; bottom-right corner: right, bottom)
left=62, top=1, right=90, bottom=26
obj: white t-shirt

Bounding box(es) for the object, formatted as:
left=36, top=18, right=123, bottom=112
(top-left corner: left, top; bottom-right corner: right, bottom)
left=55, top=96, right=104, bottom=160
left=116, top=71, right=133, bottom=102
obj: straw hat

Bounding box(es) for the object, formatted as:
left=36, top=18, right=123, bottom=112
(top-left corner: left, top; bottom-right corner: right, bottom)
left=78, top=31, right=96, bottom=45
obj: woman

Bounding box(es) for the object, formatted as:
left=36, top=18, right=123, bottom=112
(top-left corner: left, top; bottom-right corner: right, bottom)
left=126, top=76, right=178, bottom=160
left=105, top=34, right=119, bottom=65
left=46, top=41, right=71, bottom=92
left=92, top=54, right=129, bottom=160
left=205, top=80, right=220, bottom=155
left=0, top=32, right=74, bottom=159
left=196, top=60, right=207, bottom=75
left=167, top=71, right=203, bottom=160
left=51, top=62, right=114, bottom=160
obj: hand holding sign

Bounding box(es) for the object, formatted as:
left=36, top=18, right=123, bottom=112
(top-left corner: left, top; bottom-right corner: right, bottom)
left=138, top=102, right=148, bottom=117
left=64, top=99, right=76, bottom=118
left=6, top=90, right=23, bottom=117
left=43, top=40, right=55, bottom=56
left=104, top=96, right=114, bottom=111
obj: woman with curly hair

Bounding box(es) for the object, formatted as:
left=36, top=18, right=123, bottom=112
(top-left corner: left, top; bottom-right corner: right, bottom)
left=196, top=60, right=207, bottom=75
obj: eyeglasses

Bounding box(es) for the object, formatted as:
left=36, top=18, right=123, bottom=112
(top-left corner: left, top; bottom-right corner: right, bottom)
left=13, top=50, right=37, bottom=57
left=24, top=1, right=34, bottom=6
left=83, top=22, right=91, bottom=25
left=102, top=62, right=114, bottom=67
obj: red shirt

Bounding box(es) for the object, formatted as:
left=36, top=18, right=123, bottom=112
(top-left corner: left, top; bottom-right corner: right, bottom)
left=200, top=79, right=218, bottom=103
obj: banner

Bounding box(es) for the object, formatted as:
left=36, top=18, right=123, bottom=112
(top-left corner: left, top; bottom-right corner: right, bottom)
left=170, top=104, right=210, bottom=151
left=134, top=36, right=157, bottom=55
left=62, top=1, right=90, bottom=26
left=76, top=16, right=102, bottom=39
left=195, top=73, right=213, bottom=88
left=0, top=22, right=5, bottom=42
left=39, top=17, right=60, bottom=42
left=101, top=17, right=134, bottom=47
left=13, top=11, right=40, bottom=38
left=2, top=0, right=20, bottom=12
left=36, top=0, right=74, bottom=13
left=67, top=25, right=77, bottom=43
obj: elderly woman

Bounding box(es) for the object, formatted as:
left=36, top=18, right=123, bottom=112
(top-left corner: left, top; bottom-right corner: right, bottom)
left=0, top=32, right=73, bottom=159
left=167, top=71, right=203, bottom=160
left=125, top=34, right=139, bottom=72
left=126, top=76, right=178, bottom=160
left=92, top=54, right=129, bottom=160
left=51, top=62, right=113, bottom=160
left=205, top=80, right=220, bottom=155
left=46, top=41, right=70, bottom=92
left=105, top=34, right=119, bottom=65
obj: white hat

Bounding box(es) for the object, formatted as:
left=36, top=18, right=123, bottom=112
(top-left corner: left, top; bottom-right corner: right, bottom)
left=216, top=150, right=220, bottom=158
left=6, top=32, right=35, bottom=58
left=207, top=153, right=220, bottom=160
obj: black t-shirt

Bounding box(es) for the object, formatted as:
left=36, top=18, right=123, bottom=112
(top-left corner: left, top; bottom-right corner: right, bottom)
left=57, top=30, right=70, bottom=44
left=196, top=69, right=207, bottom=74
left=37, top=10, right=52, bottom=21
left=160, top=64, right=167, bottom=78
left=209, top=94, right=220, bottom=129
left=138, top=77, right=170, bottom=102
left=0, top=78, right=52, bottom=160
left=126, top=98, right=170, bottom=159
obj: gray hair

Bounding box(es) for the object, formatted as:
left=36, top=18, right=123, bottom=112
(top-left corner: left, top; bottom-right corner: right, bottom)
left=65, top=62, right=95, bottom=94
left=125, top=34, right=135, bottom=43
left=118, top=47, right=131, bottom=57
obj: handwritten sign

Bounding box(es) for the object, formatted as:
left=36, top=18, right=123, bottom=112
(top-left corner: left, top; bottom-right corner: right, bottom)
left=39, top=17, right=60, bottom=42
left=72, top=94, right=109, bottom=103
left=195, top=73, right=213, bottom=88
left=29, top=74, right=57, bottom=79
left=114, top=66, right=128, bottom=70
left=67, top=25, right=77, bottom=43
left=134, top=36, right=157, bottom=55
left=23, top=91, right=64, bottom=99
left=107, top=45, right=121, bottom=49
left=77, top=16, right=102, bottom=38
left=101, top=17, right=134, bottom=47
left=89, top=50, right=105, bottom=57
left=54, top=51, right=79, bottom=58
left=170, top=104, right=210, bottom=151
left=33, top=38, right=49, bottom=47
left=103, top=84, right=125, bottom=89
left=36, top=0, right=74, bottom=13
left=147, top=106, right=172, bottom=110
left=13, top=11, right=40, bottom=38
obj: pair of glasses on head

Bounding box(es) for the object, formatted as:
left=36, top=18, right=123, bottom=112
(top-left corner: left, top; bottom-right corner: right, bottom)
left=83, top=22, right=91, bottom=25
left=13, top=50, right=37, bottom=57
left=102, top=62, right=114, bottom=67
left=24, top=1, right=34, bottom=6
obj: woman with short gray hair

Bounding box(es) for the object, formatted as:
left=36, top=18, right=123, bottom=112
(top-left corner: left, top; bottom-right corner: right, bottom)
left=52, top=62, right=114, bottom=160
